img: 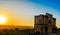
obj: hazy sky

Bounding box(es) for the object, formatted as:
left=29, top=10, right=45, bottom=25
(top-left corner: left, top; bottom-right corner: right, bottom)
left=0, top=0, right=60, bottom=28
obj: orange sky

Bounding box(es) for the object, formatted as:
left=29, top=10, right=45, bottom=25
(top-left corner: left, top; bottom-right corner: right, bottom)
left=0, top=7, right=60, bottom=28
left=0, top=9, right=60, bottom=28
left=0, top=1, right=60, bottom=28
left=0, top=9, right=34, bottom=26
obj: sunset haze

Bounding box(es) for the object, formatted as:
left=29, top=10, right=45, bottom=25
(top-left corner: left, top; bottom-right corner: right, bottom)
left=0, top=0, right=60, bottom=28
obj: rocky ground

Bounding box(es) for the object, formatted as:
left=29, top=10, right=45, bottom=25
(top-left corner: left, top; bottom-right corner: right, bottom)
left=42, top=33, right=59, bottom=35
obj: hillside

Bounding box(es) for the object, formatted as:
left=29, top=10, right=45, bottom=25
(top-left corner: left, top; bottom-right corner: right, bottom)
left=0, top=25, right=33, bottom=30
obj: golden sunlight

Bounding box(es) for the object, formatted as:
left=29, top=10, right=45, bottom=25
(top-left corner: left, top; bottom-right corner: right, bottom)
left=0, top=16, right=7, bottom=24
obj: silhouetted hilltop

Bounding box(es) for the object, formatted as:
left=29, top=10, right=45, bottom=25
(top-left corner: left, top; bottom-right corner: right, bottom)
left=0, top=25, right=33, bottom=30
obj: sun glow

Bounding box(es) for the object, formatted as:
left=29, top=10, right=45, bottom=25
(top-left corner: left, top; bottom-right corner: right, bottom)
left=0, top=16, right=7, bottom=24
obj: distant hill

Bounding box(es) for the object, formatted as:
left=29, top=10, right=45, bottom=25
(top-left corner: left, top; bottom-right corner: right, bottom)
left=0, top=25, right=33, bottom=30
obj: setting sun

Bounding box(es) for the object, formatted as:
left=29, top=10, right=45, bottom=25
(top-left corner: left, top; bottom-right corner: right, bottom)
left=0, top=16, right=7, bottom=24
